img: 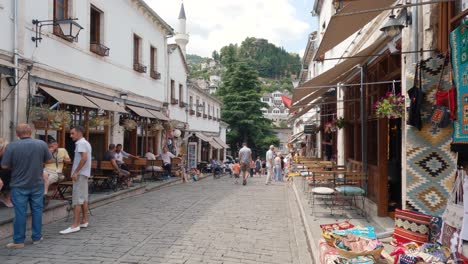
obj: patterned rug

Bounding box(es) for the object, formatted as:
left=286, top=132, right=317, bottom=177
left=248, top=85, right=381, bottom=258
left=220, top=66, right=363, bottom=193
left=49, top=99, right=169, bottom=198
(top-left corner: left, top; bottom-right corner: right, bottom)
left=405, top=55, right=458, bottom=216
left=450, top=21, right=468, bottom=146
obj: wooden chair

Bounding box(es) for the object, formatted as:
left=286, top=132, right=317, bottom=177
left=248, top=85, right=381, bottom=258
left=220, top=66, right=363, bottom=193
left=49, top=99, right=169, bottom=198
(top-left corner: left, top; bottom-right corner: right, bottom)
left=128, top=158, right=147, bottom=183
left=171, top=157, right=182, bottom=177
left=53, top=163, right=73, bottom=200
left=91, top=161, right=119, bottom=192
left=146, top=159, right=164, bottom=181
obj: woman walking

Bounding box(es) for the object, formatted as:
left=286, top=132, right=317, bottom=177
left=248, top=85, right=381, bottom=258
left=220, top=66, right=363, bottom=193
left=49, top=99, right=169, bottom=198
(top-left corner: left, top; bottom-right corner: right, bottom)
left=274, top=153, right=283, bottom=182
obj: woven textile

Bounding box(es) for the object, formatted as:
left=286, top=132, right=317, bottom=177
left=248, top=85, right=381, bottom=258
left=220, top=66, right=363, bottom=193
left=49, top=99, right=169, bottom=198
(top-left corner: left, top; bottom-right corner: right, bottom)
left=394, top=209, right=431, bottom=245
left=405, top=55, right=458, bottom=216
left=451, top=21, right=468, bottom=146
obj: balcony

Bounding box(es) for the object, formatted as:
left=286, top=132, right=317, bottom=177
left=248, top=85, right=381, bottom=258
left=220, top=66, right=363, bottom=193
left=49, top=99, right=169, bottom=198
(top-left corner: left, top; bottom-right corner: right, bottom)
left=179, top=101, right=186, bottom=108
left=150, top=70, right=161, bottom=80
left=171, top=98, right=179, bottom=105
left=190, top=109, right=195, bottom=115
left=196, top=112, right=201, bottom=117
left=133, top=62, right=147, bottom=73
left=203, top=114, right=207, bottom=119
left=208, top=115, right=212, bottom=120
left=90, top=42, right=110, bottom=56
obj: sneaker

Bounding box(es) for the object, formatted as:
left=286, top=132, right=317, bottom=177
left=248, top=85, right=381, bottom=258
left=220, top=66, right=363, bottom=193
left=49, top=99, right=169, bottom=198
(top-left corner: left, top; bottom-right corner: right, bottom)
left=6, top=243, right=24, bottom=249
left=59, top=226, right=80, bottom=234
left=80, top=223, right=89, bottom=228
left=32, top=237, right=43, bottom=245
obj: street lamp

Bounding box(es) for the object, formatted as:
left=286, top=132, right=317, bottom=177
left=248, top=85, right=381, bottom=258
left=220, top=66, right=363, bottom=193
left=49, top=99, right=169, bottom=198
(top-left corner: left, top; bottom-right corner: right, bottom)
left=32, top=18, right=83, bottom=47
left=380, top=8, right=411, bottom=38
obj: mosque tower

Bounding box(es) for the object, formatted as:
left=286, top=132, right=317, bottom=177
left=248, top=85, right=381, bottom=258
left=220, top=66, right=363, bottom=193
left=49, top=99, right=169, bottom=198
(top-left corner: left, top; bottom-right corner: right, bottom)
left=174, top=2, right=189, bottom=57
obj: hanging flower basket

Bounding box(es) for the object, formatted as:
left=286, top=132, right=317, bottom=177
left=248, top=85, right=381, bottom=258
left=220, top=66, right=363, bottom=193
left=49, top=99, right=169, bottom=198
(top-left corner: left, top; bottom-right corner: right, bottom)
left=150, top=122, right=164, bottom=131
left=373, top=92, right=405, bottom=119
left=333, top=117, right=346, bottom=130
left=90, top=116, right=111, bottom=128
left=122, top=119, right=138, bottom=131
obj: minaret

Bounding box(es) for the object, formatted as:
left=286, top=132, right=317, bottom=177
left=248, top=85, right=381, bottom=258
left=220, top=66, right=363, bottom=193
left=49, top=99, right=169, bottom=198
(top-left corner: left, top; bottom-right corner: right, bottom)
left=174, top=2, right=189, bottom=57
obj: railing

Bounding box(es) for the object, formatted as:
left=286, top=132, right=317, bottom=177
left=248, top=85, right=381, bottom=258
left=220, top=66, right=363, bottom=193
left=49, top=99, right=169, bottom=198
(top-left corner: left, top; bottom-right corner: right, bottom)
left=196, top=112, right=201, bottom=117
left=90, top=42, right=110, bottom=56
left=179, top=101, right=186, bottom=108
left=150, top=70, right=161, bottom=80
left=133, top=62, right=147, bottom=73
left=171, top=98, right=179, bottom=105
left=189, top=109, right=195, bottom=115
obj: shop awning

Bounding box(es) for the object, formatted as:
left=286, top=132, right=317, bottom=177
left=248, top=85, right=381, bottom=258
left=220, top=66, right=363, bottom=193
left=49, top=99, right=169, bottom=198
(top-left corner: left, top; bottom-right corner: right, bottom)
left=209, top=139, right=223, bottom=149
left=146, top=109, right=169, bottom=121
left=289, top=131, right=304, bottom=144
left=314, top=0, right=396, bottom=60
left=213, top=137, right=230, bottom=149
left=39, top=86, right=98, bottom=109
left=85, top=96, right=127, bottom=113
left=127, top=105, right=154, bottom=119
left=288, top=103, right=317, bottom=122
left=194, top=132, right=211, bottom=142
left=291, top=37, right=388, bottom=110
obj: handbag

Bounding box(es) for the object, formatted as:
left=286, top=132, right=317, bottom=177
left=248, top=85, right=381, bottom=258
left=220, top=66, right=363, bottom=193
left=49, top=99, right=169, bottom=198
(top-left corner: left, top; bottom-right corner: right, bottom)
left=442, top=169, right=465, bottom=229
left=430, top=54, right=452, bottom=129
left=407, top=63, right=423, bottom=130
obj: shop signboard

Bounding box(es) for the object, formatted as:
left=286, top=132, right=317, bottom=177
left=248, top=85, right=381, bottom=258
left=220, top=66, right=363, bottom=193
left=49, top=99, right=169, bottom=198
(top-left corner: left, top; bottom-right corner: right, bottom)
left=188, top=142, right=197, bottom=169
left=304, top=125, right=315, bottom=134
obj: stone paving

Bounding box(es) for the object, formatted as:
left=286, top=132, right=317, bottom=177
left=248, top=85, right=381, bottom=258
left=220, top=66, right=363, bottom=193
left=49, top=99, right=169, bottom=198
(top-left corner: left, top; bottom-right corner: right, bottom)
left=0, top=176, right=312, bottom=264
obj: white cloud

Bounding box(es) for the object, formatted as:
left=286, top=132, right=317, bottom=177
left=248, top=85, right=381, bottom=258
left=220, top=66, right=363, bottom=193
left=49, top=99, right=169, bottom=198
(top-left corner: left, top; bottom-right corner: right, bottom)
left=145, top=0, right=310, bottom=57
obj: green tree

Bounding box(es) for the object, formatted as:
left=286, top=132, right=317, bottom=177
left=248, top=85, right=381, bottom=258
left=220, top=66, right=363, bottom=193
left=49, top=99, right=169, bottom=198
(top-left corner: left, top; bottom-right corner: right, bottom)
left=212, top=50, right=220, bottom=61
left=220, top=62, right=279, bottom=156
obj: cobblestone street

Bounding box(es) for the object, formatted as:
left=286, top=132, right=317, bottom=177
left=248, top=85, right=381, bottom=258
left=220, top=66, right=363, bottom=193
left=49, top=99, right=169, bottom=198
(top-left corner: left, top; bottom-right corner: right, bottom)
left=0, top=176, right=312, bottom=264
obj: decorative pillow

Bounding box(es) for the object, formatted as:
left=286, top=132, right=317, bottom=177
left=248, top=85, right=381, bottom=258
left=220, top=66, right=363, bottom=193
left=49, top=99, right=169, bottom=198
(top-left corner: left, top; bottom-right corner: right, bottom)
left=320, top=221, right=355, bottom=232
left=335, top=186, right=365, bottom=195
left=428, top=216, right=442, bottom=244
left=311, top=187, right=335, bottom=195
left=394, top=209, right=432, bottom=245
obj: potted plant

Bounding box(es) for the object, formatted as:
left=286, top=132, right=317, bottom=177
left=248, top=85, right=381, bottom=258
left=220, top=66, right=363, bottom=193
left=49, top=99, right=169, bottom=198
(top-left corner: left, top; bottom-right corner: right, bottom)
left=373, top=92, right=405, bottom=119
left=150, top=122, right=164, bottom=131
left=333, top=117, right=346, bottom=130
left=48, top=110, right=72, bottom=129
left=30, top=105, right=51, bottom=129
left=89, top=116, right=111, bottom=128
left=122, top=119, right=138, bottom=131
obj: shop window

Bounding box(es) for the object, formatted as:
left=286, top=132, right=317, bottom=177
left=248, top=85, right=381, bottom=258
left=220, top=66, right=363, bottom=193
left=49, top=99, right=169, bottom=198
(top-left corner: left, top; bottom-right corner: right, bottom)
left=150, top=46, right=160, bottom=79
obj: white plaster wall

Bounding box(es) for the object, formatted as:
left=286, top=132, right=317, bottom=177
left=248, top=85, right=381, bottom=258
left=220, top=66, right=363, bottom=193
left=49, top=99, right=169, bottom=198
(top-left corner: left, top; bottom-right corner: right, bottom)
left=168, top=48, right=187, bottom=123
left=18, top=0, right=169, bottom=102
left=0, top=0, right=14, bottom=54
left=187, top=88, right=220, bottom=133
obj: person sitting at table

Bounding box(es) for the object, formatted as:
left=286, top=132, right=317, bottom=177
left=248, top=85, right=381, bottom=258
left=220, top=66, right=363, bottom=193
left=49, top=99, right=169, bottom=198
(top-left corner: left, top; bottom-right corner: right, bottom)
left=43, top=140, right=70, bottom=198
left=104, top=144, right=131, bottom=187
left=158, top=146, right=175, bottom=177
left=144, top=149, right=163, bottom=172
left=114, top=144, right=136, bottom=171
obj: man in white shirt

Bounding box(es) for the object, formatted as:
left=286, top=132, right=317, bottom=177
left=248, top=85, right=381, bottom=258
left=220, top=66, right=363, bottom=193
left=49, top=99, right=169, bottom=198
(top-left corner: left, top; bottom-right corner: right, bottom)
left=158, top=146, right=175, bottom=177
left=60, top=126, right=92, bottom=235
left=115, top=144, right=135, bottom=170
left=238, top=143, right=252, bottom=186
left=265, top=145, right=275, bottom=185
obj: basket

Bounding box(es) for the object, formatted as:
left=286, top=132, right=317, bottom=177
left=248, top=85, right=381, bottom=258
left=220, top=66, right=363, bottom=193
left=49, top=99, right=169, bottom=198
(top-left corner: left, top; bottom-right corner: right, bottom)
left=322, top=231, right=339, bottom=247
left=334, top=242, right=383, bottom=262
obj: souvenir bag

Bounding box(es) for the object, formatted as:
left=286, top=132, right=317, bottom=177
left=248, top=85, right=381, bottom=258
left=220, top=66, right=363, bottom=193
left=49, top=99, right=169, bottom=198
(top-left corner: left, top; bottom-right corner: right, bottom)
left=440, top=169, right=465, bottom=254
left=435, top=53, right=457, bottom=120
left=430, top=54, right=452, bottom=129
left=442, top=169, right=465, bottom=229
left=407, top=62, right=423, bottom=130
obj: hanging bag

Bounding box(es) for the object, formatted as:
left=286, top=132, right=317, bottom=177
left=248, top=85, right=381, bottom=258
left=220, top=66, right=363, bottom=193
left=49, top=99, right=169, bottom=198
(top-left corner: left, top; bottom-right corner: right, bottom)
left=434, top=53, right=457, bottom=120
left=442, top=169, right=464, bottom=229
left=430, top=54, right=451, bottom=129
left=407, top=62, right=423, bottom=130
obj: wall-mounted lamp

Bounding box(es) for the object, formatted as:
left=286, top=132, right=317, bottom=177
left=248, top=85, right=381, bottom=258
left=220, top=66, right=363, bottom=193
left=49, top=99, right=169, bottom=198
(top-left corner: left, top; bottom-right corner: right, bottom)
left=119, top=92, right=128, bottom=100
left=6, top=76, right=16, bottom=87
left=32, top=18, right=83, bottom=47
left=380, top=8, right=411, bottom=38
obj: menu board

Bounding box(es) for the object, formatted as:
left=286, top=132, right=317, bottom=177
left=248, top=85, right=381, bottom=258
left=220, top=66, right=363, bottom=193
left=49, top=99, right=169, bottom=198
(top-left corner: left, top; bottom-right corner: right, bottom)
left=188, top=142, right=197, bottom=169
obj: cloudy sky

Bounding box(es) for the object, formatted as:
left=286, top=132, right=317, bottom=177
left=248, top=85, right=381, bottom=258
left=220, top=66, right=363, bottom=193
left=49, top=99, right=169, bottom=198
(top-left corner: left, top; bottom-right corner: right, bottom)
left=145, top=0, right=317, bottom=58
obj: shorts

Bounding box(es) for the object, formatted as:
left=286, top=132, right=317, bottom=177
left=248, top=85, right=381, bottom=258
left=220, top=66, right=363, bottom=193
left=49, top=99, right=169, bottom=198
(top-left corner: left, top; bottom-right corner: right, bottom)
left=240, top=163, right=249, bottom=173
left=44, top=169, right=64, bottom=184
left=0, top=169, right=11, bottom=191
left=72, top=175, right=89, bottom=206
left=234, top=174, right=240, bottom=178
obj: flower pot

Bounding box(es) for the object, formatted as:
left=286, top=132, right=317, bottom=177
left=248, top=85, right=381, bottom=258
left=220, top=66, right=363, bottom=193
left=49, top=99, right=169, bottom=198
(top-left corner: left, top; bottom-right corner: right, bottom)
left=32, top=120, right=48, bottom=129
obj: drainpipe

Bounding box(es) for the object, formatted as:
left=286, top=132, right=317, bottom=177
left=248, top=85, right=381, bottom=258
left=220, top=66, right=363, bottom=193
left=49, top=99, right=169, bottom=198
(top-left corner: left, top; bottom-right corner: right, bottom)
left=12, top=0, right=19, bottom=140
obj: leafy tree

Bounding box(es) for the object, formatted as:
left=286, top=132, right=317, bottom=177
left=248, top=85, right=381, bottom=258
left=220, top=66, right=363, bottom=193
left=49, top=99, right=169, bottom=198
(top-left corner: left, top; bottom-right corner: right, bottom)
left=212, top=50, right=220, bottom=61
left=219, top=62, right=279, bottom=156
